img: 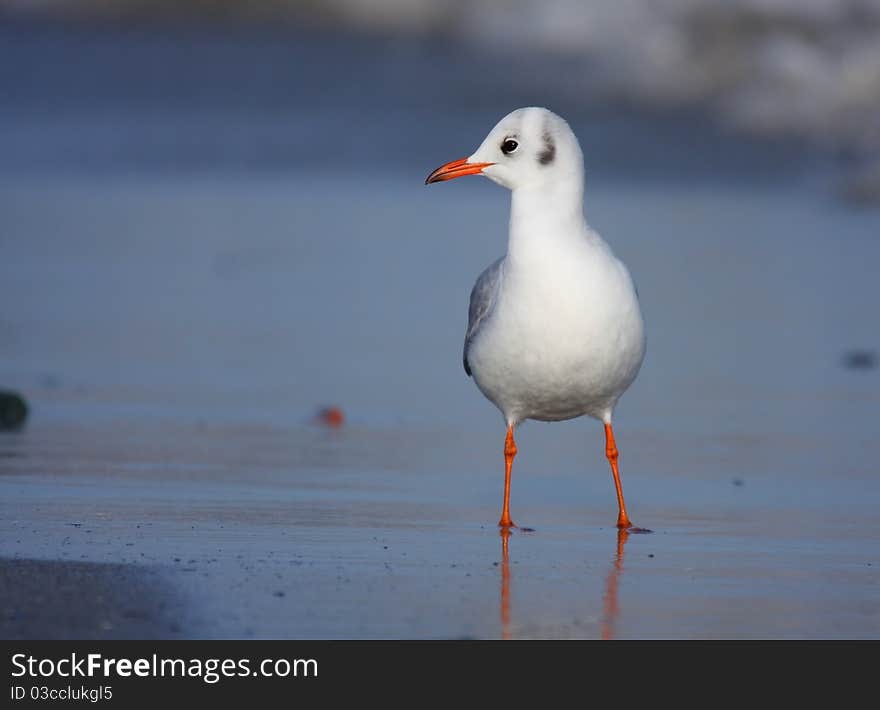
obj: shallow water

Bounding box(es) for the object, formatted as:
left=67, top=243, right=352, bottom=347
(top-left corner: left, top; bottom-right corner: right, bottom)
left=1, top=23, right=878, bottom=639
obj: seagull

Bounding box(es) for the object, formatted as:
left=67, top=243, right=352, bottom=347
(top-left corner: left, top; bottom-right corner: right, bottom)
left=425, top=107, right=648, bottom=532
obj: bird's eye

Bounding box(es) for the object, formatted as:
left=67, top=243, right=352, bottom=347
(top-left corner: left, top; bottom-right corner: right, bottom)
left=501, top=139, right=519, bottom=155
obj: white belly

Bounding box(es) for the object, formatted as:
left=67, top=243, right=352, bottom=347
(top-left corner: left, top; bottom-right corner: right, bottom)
left=468, top=248, right=645, bottom=425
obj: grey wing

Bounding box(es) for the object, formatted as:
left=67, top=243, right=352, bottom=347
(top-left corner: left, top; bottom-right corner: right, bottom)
left=463, top=257, right=503, bottom=376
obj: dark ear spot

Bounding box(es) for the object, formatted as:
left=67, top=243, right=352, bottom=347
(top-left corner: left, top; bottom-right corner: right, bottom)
left=538, top=130, right=555, bottom=165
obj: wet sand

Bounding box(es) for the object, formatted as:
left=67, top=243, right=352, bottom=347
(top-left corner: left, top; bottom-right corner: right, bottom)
left=2, top=411, right=878, bottom=639
left=1, top=557, right=189, bottom=640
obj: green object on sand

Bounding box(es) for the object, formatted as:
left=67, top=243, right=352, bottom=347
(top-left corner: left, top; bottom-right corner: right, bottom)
left=0, top=390, right=28, bottom=430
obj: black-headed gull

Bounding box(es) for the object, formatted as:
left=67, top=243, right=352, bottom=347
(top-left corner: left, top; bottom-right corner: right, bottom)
left=426, top=107, right=648, bottom=532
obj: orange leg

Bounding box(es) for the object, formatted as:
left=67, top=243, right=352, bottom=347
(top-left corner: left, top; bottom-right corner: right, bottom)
left=604, top=422, right=633, bottom=529
left=498, top=425, right=517, bottom=528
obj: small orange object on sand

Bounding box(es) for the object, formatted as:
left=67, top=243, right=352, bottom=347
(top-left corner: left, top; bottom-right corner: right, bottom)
left=317, top=406, right=344, bottom=428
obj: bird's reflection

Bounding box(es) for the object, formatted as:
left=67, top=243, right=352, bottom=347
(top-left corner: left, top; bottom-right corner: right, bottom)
left=499, top=527, right=512, bottom=640
left=600, top=528, right=630, bottom=640
left=498, top=526, right=632, bottom=640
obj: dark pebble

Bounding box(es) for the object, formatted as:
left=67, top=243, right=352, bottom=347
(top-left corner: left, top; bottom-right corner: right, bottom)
left=0, top=390, right=28, bottom=431
left=842, top=350, right=877, bottom=370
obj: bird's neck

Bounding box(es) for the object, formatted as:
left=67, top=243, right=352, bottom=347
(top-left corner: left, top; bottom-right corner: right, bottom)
left=507, top=180, right=589, bottom=268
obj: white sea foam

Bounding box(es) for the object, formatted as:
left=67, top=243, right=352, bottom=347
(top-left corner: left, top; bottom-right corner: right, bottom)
left=323, top=0, right=880, bottom=154
left=8, top=1, right=880, bottom=162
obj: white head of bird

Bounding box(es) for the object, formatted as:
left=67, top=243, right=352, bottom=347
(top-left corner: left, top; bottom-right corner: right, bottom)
left=426, top=107, right=587, bottom=232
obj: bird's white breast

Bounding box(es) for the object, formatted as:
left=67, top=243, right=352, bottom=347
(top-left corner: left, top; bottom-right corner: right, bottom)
left=468, top=233, right=645, bottom=425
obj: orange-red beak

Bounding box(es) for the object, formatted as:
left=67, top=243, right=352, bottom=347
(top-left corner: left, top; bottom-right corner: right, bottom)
left=425, top=157, right=494, bottom=185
